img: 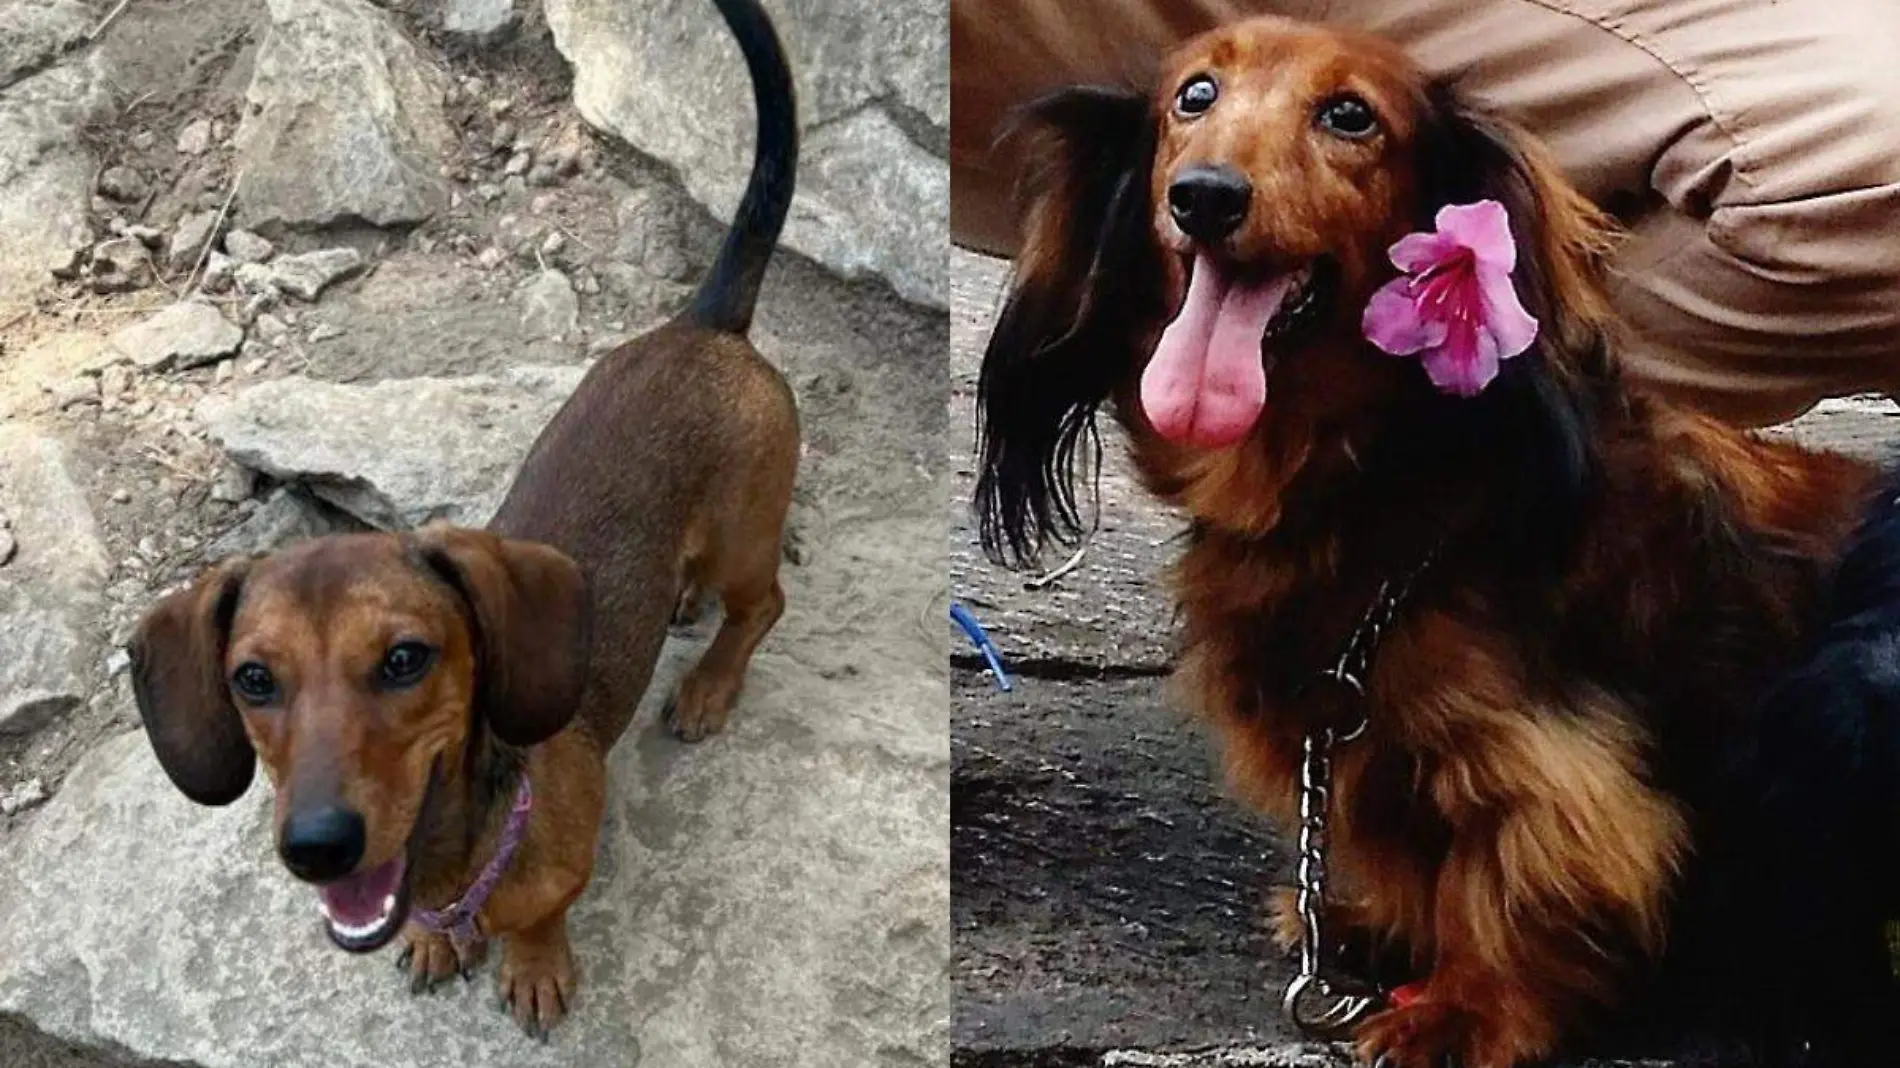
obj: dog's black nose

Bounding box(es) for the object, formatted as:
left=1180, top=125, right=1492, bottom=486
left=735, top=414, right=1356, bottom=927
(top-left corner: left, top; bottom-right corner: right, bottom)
left=280, top=806, right=366, bottom=882
left=1168, top=165, right=1252, bottom=243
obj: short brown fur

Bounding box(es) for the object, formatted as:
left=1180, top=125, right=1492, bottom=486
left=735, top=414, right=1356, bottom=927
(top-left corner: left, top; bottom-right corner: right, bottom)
left=127, top=0, right=802, bottom=1036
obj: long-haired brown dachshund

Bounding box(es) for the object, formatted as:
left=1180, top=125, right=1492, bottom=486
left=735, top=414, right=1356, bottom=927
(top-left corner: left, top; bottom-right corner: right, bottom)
left=974, top=16, right=1900, bottom=1068
left=126, top=0, right=798, bottom=1039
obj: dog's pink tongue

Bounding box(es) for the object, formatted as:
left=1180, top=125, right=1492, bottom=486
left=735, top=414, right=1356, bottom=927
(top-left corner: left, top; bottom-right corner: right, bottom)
left=317, top=857, right=402, bottom=926
left=1140, top=257, right=1295, bottom=448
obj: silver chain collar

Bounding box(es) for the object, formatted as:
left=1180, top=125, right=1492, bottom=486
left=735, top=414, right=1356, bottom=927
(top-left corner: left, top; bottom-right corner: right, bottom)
left=1281, top=550, right=1438, bottom=1040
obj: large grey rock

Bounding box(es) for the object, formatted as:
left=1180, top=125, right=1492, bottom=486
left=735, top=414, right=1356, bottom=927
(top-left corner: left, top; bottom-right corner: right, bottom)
left=196, top=366, right=588, bottom=529
left=0, top=0, right=90, bottom=90
left=0, top=428, right=108, bottom=737
left=0, top=54, right=110, bottom=303
left=546, top=0, right=947, bottom=308
left=235, top=0, right=455, bottom=230
left=104, top=300, right=245, bottom=371
left=0, top=608, right=945, bottom=1066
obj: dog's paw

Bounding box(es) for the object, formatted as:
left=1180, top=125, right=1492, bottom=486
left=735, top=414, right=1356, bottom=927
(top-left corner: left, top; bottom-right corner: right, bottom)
left=1355, top=991, right=1544, bottom=1068
left=1355, top=997, right=1479, bottom=1068
left=498, top=934, right=575, bottom=1040
left=397, top=927, right=486, bottom=995
left=663, top=671, right=735, bottom=743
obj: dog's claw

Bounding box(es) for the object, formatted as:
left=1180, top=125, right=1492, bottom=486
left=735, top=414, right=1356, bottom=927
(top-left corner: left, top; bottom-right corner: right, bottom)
left=395, top=946, right=414, bottom=972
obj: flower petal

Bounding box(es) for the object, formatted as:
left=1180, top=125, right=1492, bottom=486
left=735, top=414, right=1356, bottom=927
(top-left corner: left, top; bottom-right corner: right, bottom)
left=1421, top=319, right=1500, bottom=398
left=1476, top=266, right=1540, bottom=359
left=1362, top=279, right=1447, bottom=356
left=1388, top=229, right=1462, bottom=274
left=1435, top=200, right=1518, bottom=273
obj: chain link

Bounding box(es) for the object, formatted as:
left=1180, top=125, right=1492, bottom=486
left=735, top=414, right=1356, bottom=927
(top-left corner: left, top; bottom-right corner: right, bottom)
left=1280, top=548, right=1439, bottom=1040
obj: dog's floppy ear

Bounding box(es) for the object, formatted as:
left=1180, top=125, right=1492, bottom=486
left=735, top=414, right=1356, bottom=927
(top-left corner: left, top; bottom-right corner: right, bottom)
left=1412, top=82, right=1616, bottom=537
left=415, top=527, right=593, bottom=748
left=129, top=558, right=258, bottom=806
left=975, top=85, right=1164, bottom=567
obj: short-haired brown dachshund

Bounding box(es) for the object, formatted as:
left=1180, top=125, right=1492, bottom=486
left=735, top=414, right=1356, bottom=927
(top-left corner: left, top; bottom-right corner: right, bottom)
left=128, top=0, right=799, bottom=1038
left=974, top=16, right=1900, bottom=1068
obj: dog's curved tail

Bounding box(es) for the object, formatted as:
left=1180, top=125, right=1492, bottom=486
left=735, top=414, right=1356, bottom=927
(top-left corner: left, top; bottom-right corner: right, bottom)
left=687, top=0, right=798, bottom=335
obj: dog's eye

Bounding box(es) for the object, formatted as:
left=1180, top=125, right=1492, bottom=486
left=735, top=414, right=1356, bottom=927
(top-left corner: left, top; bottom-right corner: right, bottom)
left=1316, top=94, right=1379, bottom=139
left=1175, top=74, right=1218, bottom=117
left=379, top=642, right=435, bottom=688
left=231, top=662, right=278, bottom=705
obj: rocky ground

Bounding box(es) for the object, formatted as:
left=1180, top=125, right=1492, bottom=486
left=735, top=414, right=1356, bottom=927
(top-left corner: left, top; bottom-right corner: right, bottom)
left=947, top=249, right=1900, bottom=1068
left=0, top=1, right=948, bottom=1065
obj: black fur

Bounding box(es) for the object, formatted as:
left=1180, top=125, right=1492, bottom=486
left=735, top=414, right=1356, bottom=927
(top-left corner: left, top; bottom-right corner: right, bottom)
left=1692, top=469, right=1900, bottom=1067
left=687, top=0, right=799, bottom=335
left=973, top=86, right=1161, bottom=567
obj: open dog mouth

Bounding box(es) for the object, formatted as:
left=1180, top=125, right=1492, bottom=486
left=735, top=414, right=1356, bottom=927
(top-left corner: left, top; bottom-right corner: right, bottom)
left=311, top=761, right=439, bottom=954
left=1139, top=254, right=1334, bottom=449
left=317, top=855, right=413, bottom=952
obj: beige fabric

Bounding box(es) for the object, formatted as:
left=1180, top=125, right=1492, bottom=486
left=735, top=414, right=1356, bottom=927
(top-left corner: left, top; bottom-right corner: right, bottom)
left=951, top=0, right=1900, bottom=425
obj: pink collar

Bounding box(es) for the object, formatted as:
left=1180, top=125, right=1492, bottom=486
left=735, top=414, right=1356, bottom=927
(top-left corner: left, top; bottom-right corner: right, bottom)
left=411, top=774, right=532, bottom=950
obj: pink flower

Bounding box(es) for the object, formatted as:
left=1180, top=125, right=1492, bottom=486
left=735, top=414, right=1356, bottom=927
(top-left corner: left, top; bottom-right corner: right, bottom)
left=1361, top=200, right=1539, bottom=397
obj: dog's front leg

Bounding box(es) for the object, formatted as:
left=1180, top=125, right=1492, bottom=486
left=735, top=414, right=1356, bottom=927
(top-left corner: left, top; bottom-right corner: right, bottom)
left=1354, top=708, right=1687, bottom=1067
left=498, top=911, right=578, bottom=1040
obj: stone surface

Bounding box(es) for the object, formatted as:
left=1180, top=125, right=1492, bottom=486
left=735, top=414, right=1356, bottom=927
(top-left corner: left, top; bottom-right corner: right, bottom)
left=168, top=208, right=221, bottom=274
left=47, top=374, right=98, bottom=409
left=0, top=427, right=109, bottom=737
left=545, top=0, right=947, bottom=307
left=208, top=459, right=257, bottom=503
left=442, top=0, right=518, bottom=43
left=224, top=228, right=275, bottom=263
left=95, top=164, right=147, bottom=203
left=104, top=301, right=246, bottom=371
left=518, top=267, right=578, bottom=340
left=175, top=116, right=213, bottom=155
left=0, top=0, right=89, bottom=90
left=0, top=777, right=47, bottom=816
left=196, top=366, right=587, bottom=529
left=0, top=48, right=108, bottom=302
left=88, top=235, right=155, bottom=292
left=267, top=246, right=363, bottom=299
left=235, top=0, right=455, bottom=230
left=206, top=487, right=340, bottom=557
left=202, top=249, right=237, bottom=290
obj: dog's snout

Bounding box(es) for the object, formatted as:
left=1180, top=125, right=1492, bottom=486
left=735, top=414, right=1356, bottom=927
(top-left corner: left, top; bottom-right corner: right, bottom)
left=280, top=806, right=367, bottom=882
left=1168, top=166, right=1252, bottom=243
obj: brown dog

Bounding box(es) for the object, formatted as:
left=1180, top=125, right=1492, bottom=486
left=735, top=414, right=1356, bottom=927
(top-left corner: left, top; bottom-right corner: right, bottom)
left=974, top=15, right=1895, bottom=1068
left=127, top=0, right=799, bottom=1038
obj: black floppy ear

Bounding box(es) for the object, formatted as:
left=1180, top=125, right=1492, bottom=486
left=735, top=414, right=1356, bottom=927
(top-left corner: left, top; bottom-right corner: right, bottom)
left=1412, top=82, right=1617, bottom=529
left=974, top=85, right=1164, bottom=567
left=415, top=527, right=593, bottom=748
left=129, top=558, right=258, bottom=806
